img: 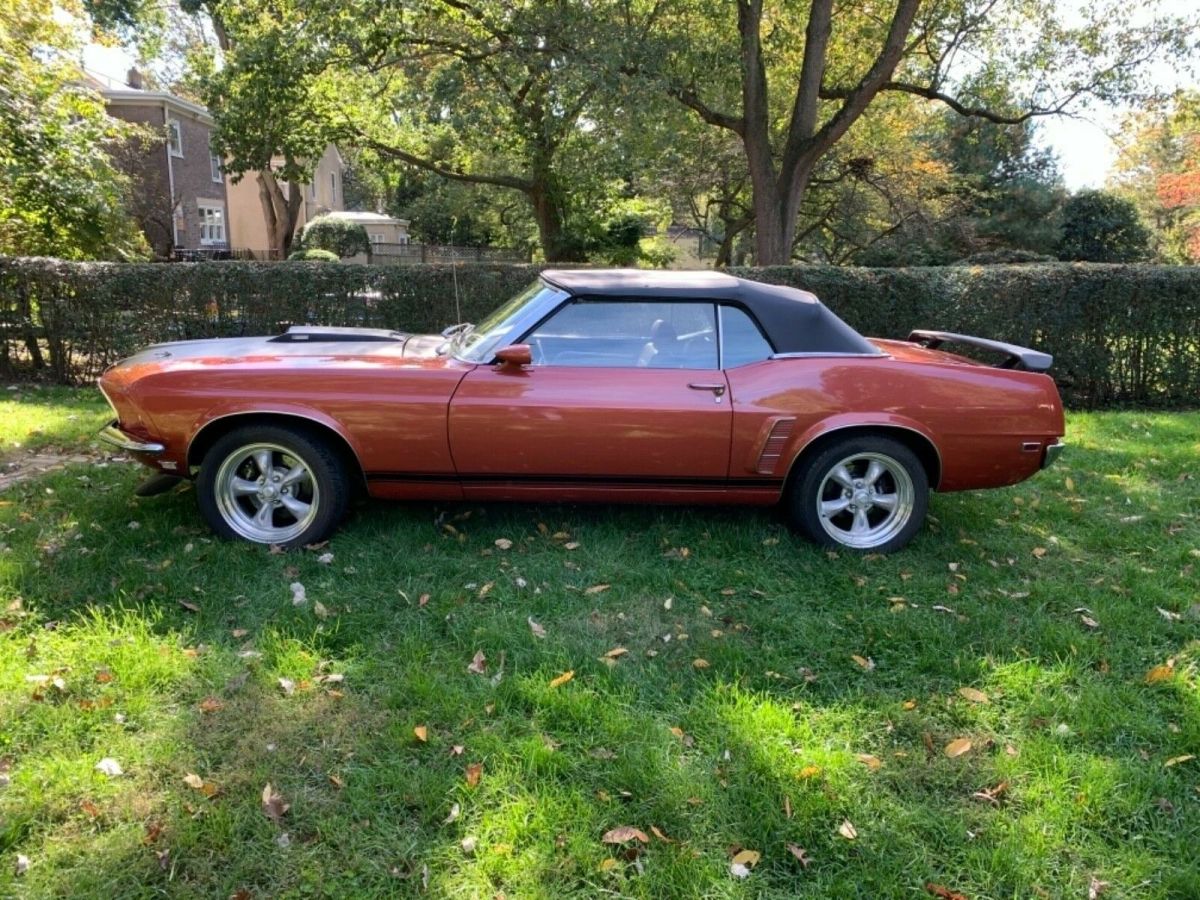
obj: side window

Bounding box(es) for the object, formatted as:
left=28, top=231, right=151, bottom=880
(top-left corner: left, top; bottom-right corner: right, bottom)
left=720, top=305, right=774, bottom=368
left=526, top=301, right=717, bottom=369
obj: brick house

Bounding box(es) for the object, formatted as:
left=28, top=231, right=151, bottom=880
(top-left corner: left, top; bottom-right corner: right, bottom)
left=95, top=69, right=347, bottom=259
left=99, top=71, right=231, bottom=258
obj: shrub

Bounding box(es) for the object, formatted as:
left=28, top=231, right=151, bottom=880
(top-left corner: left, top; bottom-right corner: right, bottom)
left=1058, top=191, right=1152, bottom=263
left=287, top=248, right=339, bottom=262
left=298, top=216, right=371, bottom=258
left=1, top=257, right=1197, bottom=408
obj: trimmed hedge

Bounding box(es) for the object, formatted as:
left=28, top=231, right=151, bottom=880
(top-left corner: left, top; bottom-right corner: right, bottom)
left=1, top=256, right=1197, bottom=408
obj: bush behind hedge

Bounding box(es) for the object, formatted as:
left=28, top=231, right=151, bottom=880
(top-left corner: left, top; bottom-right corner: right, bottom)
left=1, top=256, right=1197, bottom=408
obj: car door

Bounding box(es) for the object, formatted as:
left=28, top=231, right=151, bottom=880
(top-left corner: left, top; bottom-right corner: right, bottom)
left=448, top=298, right=732, bottom=497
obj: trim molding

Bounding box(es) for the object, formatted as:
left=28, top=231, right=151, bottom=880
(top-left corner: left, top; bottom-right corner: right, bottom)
left=366, top=471, right=784, bottom=489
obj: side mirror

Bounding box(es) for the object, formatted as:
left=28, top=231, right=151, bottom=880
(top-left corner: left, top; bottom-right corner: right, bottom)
left=494, top=344, right=532, bottom=367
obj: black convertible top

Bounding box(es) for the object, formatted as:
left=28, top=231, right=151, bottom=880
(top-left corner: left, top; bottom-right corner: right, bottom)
left=539, top=269, right=878, bottom=355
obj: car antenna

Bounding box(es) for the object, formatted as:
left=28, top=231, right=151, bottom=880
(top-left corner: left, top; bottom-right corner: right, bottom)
left=450, top=216, right=462, bottom=325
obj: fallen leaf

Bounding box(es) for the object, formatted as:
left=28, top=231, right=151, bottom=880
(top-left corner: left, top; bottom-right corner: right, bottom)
left=494, top=538, right=513, bottom=550
left=1165, top=754, right=1195, bottom=767
left=957, top=687, right=989, bottom=704
left=797, top=765, right=821, bottom=779
left=1065, top=476, right=1075, bottom=491
left=902, top=699, right=918, bottom=710
left=663, top=596, right=673, bottom=610
left=564, top=541, right=580, bottom=550
left=585, top=584, right=610, bottom=595
left=1145, top=664, right=1174, bottom=684
left=413, top=725, right=428, bottom=743
left=851, top=654, right=875, bottom=671
left=603, top=647, right=628, bottom=659
left=231, top=628, right=249, bottom=639
left=1080, top=614, right=1100, bottom=629
left=277, top=678, right=295, bottom=696
left=731, top=849, right=761, bottom=867
left=261, top=783, right=289, bottom=822
left=450, top=745, right=465, bottom=756
left=730, top=862, right=752, bottom=879
left=461, top=836, right=478, bottom=855
left=198, top=697, right=224, bottom=714
left=443, top=802, right=461, bottom=824
left=1089, top=876, right=1110, bottom=900
left=467, top=651, right=487, bottom=675
left=549, top=670, right=574, bottom=688
left=527, top=616, right=546, bottom=638
left=970, top=781, right=1009, bottom=805
left=465, top=762, right=483, bottom=787
left=925, top=884, right=967, bottom=900
left=313, top=601, right=329, bottom=620
left=289, top=582, right=306, bottom=606
left=786, top=843, right=812, bottom=868
left=597, top=857, right=617, bottom=872
left=837, top=819, right=858, bottom=840
left=178, top=599, right=200, bottom=613
left=183, top=773, right=204, bottom=789
left=94, top=757, right=123, bottom=777
left=944, top=738, right=973, bottom=758
left=328, top=773, right=345, bottom=789
left=857, top=753, right=883, bottom=771
left=15, top=853, right=29, bottom=877
left=601, top=826, right=648, bottom=844
left=650, top=825, right=674, bottom=843
left=1156, top=607, right=1182, bottom=622
left=317, top=552, right=334, bottom=565
left=80, top=799, right=101, bottom=818
left=94, top=668, right=113, bottom=684
left=692, top=658, right=710, bottom=669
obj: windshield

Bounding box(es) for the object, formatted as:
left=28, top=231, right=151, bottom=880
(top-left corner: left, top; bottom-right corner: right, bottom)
left=453, top=279, right=568, bottom=363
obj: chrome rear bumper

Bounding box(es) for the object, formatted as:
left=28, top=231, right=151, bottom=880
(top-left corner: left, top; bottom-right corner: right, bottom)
left=99, top=420, right=165, bottom=454
left=1041, top=441, right=1065, bottom=469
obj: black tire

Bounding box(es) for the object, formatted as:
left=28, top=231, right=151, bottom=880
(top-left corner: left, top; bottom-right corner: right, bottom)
left=787, top=435, right=929, bottom=553
left=196, top=423, right=350, bottom=548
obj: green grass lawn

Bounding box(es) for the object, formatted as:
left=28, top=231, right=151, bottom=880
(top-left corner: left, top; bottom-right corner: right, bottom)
left=0, top=391, right=1197, bottom=898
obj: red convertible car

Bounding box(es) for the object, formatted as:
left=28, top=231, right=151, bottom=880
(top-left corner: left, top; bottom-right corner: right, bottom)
left=98, top=270, right=1064, bottom=553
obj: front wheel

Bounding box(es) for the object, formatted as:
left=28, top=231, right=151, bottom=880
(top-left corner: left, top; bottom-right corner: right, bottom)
left=788, top=436, right=929, bottom=553
left=196, top=424, right=349, bottom=547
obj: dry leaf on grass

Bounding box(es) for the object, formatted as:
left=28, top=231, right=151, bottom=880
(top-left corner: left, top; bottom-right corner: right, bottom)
left=413, top=725, right=428, bottom=742
left=837, top=819, right=858, bottom=840
left=602, top=826, right=648, bottom=844
left=731, top=849, right=761, bottom=867
left=261, top=783, right=289, bottom=822
left=603, top=647, right=628, bottom=659
left=443, top=802, right=461, bottom=824
left=1165, top=754, right=1195, bottom=767
left=527, top=617, right=546, bottom=639
left=467, top=651, right=487, bottom=675
left=798, top=765, right=821, bottom=779
left=277, top=678, right=295, bottom=696
left=957, top=687, right=989, bottom=704
left=183, top=773, right=204, bottom=789
left=944, top=738, right=973, bottom=758
left=692, top=658, right=710, bottom=669
left=786, top=844, right=812, bottom=868
left=198, top=697, right=224, bottom=714
left=289, top=582, right=306, bottom=606
left=1145, top=664, right=1174, bottom=684
left=494, top=538, right=513, bottom=550
left=585, top=584, right=610, bottom=595
left=851, top=654, right=875, bottom=671
left=549, top=670, right=574, bottom=688
left=925, top=884, right=967, bottom=900
left=465, top=762, right=483, bottom=787
left=650, top=825, right=674, bottom=843
left=856, top=753, right=883, bottom=771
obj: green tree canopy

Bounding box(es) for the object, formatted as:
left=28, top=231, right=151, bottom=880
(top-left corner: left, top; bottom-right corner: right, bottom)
left=1058, top=190, right=1152, bottom=263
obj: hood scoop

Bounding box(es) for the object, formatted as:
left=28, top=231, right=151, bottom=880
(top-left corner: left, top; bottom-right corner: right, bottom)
left=270, top=326, right=407, bottom=343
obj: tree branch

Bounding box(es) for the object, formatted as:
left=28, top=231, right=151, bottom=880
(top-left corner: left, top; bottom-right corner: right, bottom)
left=356, top=135, right=534, bottom=193
left=669, top=85, right=745, bottom=135
left=820, top=81, right=1085, bottom=125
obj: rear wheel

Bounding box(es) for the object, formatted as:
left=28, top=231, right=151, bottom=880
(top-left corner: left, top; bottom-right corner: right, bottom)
left=788, top=436, right=929, bottom=553
left=196, top=424, right=349, bottom=547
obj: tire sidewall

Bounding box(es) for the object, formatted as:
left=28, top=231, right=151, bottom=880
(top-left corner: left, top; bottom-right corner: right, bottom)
left=196, top=424, right=348, bottom=548
left=790, top=435, right=930, bottom=553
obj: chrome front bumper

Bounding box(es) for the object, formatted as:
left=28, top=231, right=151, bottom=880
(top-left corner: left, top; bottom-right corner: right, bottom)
left=99, top=420, right=165, bottom=454
left=1041, top=441, right=1065, bottom=469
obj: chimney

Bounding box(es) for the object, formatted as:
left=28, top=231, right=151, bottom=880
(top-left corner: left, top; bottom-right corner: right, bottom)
left=126, top=67, right=143, bottom=90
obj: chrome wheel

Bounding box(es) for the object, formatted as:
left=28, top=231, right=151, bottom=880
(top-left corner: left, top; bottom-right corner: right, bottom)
left=815, top=451, right=915, bottom=550
left=213, top=442, right=320, bottom=544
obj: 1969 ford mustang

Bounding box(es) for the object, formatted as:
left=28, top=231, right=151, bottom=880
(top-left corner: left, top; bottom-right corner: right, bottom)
left=98, top=270, right=1064, bottom=553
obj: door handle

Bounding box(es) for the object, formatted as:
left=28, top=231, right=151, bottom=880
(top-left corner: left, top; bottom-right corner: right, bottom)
left=688, top=382, right=727, bottom=403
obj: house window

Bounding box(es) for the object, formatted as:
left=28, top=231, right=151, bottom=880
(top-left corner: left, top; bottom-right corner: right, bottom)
left=210, top=153, right=222, bottom=183
left=369, top=232, right=384, bottom=245
left=198, top=204, right=226, bottom=245
left=330, top=171, right=337, bottom=199
left=167, top=120, right=183, bottom=157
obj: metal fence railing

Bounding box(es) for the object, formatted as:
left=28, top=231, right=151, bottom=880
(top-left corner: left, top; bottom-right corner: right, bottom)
left=367, top=243, right=529, bottom=265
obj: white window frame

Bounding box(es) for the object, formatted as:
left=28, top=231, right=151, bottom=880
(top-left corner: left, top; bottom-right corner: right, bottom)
left=330, top=171, right=337, bottom=199
left=167, top=119, right=183, bottom=157
left=197, top=203, right=226, bottom=246
left=209, top=153, right=222, bottom=183
left=369, top=232, right=384, bottom=245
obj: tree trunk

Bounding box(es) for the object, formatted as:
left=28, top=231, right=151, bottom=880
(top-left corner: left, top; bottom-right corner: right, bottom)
left=530, top=185, right=571, bottom=262
left=748, top=161, right=814, bottom=265
left=256, top=170, right=303, bottom=258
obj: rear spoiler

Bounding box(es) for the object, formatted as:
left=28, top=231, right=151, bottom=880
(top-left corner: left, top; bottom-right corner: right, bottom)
left=907, top=330, right=1053, bottom=373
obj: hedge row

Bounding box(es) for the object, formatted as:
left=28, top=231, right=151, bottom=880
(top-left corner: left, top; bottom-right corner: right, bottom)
left=1, top=257, right=1197, bottom=408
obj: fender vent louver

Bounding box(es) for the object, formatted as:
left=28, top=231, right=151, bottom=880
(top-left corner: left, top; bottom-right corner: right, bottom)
left=756, top=417, right=796, bottom=475
left=270, top=326, right=407, bottom=343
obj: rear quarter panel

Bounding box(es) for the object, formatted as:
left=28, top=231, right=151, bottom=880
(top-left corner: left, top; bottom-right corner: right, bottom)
left=727, top=349, right=1064, bottom=492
